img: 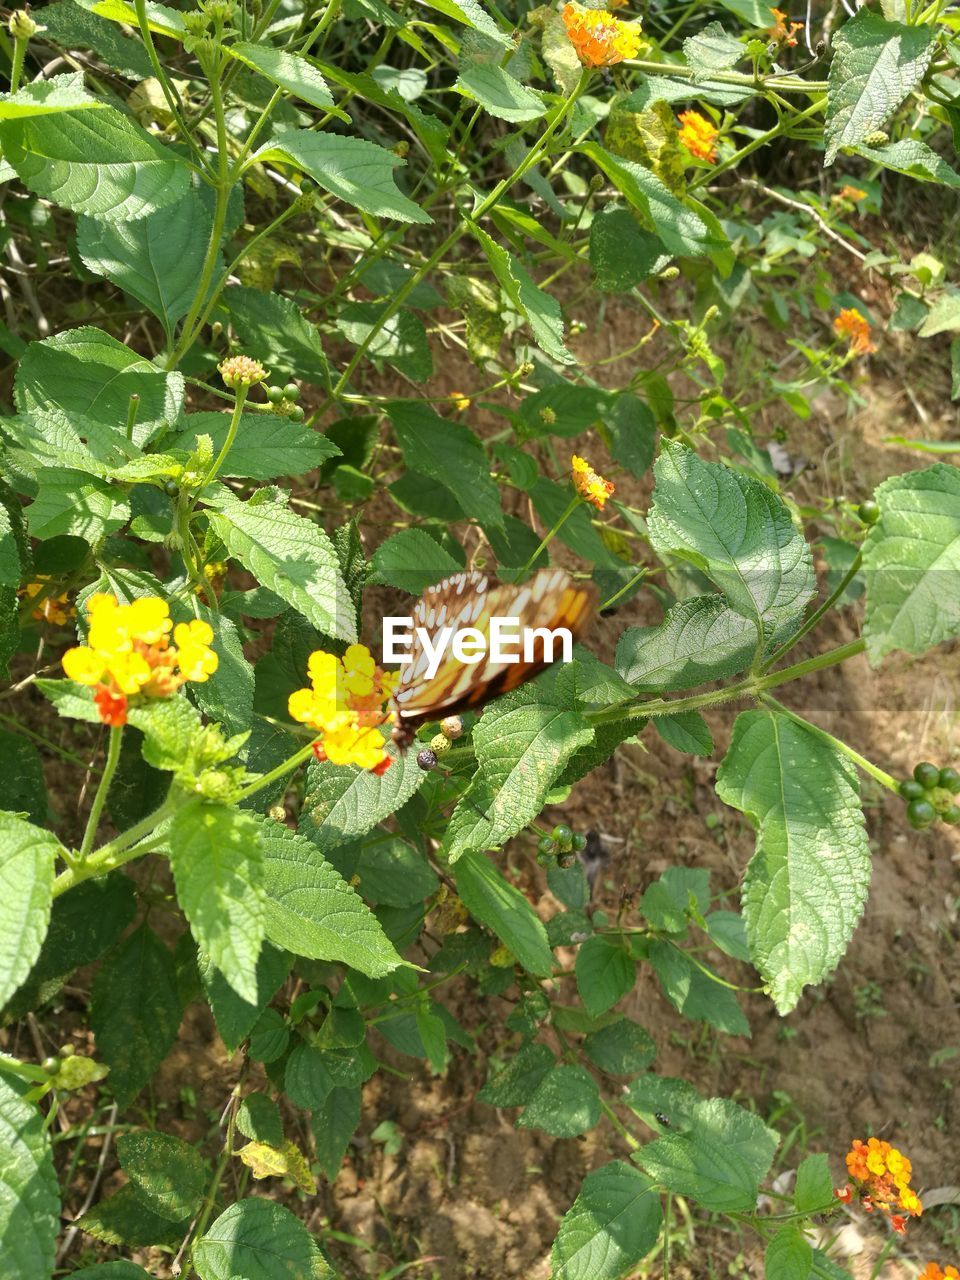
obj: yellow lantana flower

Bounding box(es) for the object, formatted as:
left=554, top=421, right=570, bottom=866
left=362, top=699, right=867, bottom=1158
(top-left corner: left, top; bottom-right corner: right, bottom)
left=572, top=455, right=615, bottom=510
left=288, top=643, right=395, bottom=774
left=561, top=2, right=643, bottom=67
left=678, top=110, right=719, bottom=163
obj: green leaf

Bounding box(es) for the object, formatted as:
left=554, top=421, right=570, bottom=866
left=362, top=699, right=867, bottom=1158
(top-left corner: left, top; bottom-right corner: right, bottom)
left=636, top=1129, right=757, bottom=1211
left=551, top=1161, right=662, bottom=1280
left=683, top=22, right=744, bottom=72
left=648, top=941, right=749, bottom=1035
left=200, top=943, right=291, bottom=1053
left=258, top=818, right=404, bottom=978
left=80, top=0, right=186, bottom=38
left=583, top=1019, right=656, bottom=1075
left=326, top=837, right=439, bottom=907
left=916, top=289, right=960, bottom=338
left=170, top=804, right=265, bottom=1003
left=445, top=687, right=594, bottom=859
left=174, top=602, right=253, bottom=737
left=478, top=1042, right=555, bottom=1105
left=15, top=326, right=184, bottom=459
left=714, top=0, right=774, bottom=23
left=250, top=130, right=430, bottom=224
left=765, top=1227, right=813, bottom=1280
left=578, top=143, right=725, bottom=260
left=855, top=138, right=960, bottom=187
left=0, top=812, right=59, bottom=1010
left=369, top=528, right=461, bottom=594
left=127, top=696, right=202, bottom=771
left=77, top=187, right=217, bottom=334
left=648, top=442, right=815, bottom=649
left=226, top=42, right=340, bottom=113
left=616, top=595, right=758, bottom=691
left=0, top=1075, right=59, bottom=1280
left=715, top=709, right=871, bottom=1013
left=518, top=1064, right=601, bottom=1137
left=35, top=678, right=101, bottom=724
left=28, top=466, right=129, bottom=542
left=207, top=488, right=357, bottom=643
left=387, top=400, right=503, bottom=530
left=312, top=1085, right=362, bottom=1181
left=89, top=923, right=183, bottom=1106
left=575, top=936, right=635, bottom=1018
left=654, top=710, right=714, bottom=756
left=861, top=464, right=960, bottom=661
left=0, top=71, right=101, bottom=118
left=454, top=849, right=555, bottom=976
left=247, top=1008, right=289, bottom=1063
left=704, top=910, right=751, bottom=963
left=42, top=2, right=153, bottom=78
left=69, top=1264, right=156, bottom=1280
left=221, top=285, right=329, bottom=386
left=472, top=224, right=575, bottom=365
left=0, top=730, right=46, bottom=824
left=641, top=867, right=710, bottom=933
left=455, top=61, right=546, bottom=122
left=794, top=1153, right=834, bottom=1214
left=237, top=1093, right=285, bottom=1146
left=300, top=751, right=425, bottom=854
left=417, top=0, right=507, bottom=42
left=193, top=1197, right=329, bottom=1280
left=824, top=11, right=935, bottom=165
left=77, top=1184, right=186, bottom=1249
left=116, top=1130, right=206, bottom=1223
left=171, top=411, right=338, bottom=481
left=339, top=301, right=433, bottom=381
left=0, top=102, right=191, bottom=220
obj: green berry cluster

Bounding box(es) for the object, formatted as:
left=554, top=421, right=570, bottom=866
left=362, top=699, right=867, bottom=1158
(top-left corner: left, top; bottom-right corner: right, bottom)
left=898, top=762, right=960, bottom=829
left=536, top=824, right=588, bottom=869
left=264, top=382, right=304, bottom=421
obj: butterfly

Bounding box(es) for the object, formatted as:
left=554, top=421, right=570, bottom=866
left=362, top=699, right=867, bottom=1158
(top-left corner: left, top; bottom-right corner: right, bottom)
left=390, top=568, right=597, bottom=749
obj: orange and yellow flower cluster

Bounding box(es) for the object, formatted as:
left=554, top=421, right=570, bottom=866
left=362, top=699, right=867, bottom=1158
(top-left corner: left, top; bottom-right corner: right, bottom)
left=833, top=307, right=877, bottom=355
left=561, top=3, right=643, bottom=67
left=678, top=110, right=719, bottom=163
left=572, top=455, right=615, bottom=510
left=288, top=644, right=398, bottom=774
left=62, top=595, right=218, bottom=727
left=835, top=1138, right=923, bottom=1234
left=21, top=578, right=74, bottom=626
left=922, top=1265, right=959, bottom=1280
left=768, top=8, right=803, bottom=45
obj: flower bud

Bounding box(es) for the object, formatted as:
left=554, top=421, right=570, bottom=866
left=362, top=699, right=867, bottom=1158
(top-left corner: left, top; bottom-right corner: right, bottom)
left=268, top=804, right=287, bottom=822
left=589, top=173, right=605, bottom=192
left=429, top=732, right=452, bottom=756
left=658, top=266, right=680, bottom=281
left=9, top=10, right=39, bottom=39
left=218, top=354, right=268, bottom=388
left=863, top=130, right=889, bottom=147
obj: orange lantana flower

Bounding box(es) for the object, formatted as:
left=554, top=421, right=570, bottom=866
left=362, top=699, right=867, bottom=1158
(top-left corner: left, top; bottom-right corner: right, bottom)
left=21, top=577, right=74, bottom=626
left=561, top=3, right=643, bottom=67
left=833, top=308, right=877, bottom=355
left=838, top=185, right=867, bottom=202
left=921, top=1265, right=960, bottom=1280
left=678, top=110, right=719, bottom=163
left=288, top=644, right=398, bottom=774
left=571, top=455, right=615, bottom=510
left=767, top=8, right=803, bottom=45
left=835, top=1138, right=923, bottom=1234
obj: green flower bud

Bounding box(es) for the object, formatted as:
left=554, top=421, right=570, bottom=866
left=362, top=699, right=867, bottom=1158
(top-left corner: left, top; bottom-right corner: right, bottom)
left=429, top=732, right=452, bottom=756
left=863, top=130, right=890, bottom=147
left=9, top=10, right=39, bottom=39
left=659, top=266, right=680, bottom=281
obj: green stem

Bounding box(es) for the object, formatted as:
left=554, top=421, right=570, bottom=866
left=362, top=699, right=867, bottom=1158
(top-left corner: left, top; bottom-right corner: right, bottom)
left=77, top=726, right=123, bottom=861
left=234, top=742, right=317, bottom=802
left=759, top=693, right=899, bottom=790
left=197, top=385, right=249, bottom=494
left=9, top=36, right=26, bottom=93
left=626, top=57, right=828, bottom=94
left=52, top=798, right=178, bottom=898
left=690, top=98, right=826, bottom=192
left=759, top=552, right=863, bottom=673
left=522, top=495, right=581, bottom=572
left=599, top=567, right=646, bottom=612
left=132, top=0, right=207, bottom=170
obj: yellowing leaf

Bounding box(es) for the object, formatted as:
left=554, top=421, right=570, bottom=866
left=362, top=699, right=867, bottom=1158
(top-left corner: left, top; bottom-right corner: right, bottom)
left=237, top=1139, right=317, bottom=1194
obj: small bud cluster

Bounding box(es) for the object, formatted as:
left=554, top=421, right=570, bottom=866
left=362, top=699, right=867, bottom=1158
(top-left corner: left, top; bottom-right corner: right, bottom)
left=416, top=715, right=464, bottom=770
left=264, top=382, right=305, bottom=421
left=898, top=762, right=960, bottom=829
left=536, top=823, right=588, bottom=869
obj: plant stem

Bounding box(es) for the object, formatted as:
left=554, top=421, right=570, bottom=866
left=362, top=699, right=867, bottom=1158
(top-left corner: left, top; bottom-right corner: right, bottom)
left=77, top=726, right=123, bottom=861
left=522, top=495, right=581, bottom=572
left=759, top=693, right=899, bottom=791
left=132, top=0, right=207, bottom=170
left=9, top=35, right=27, bottom=93
left=197, top=385, right=249, bottom=494
left=53, top=798, right=178, bottom=898
left=759, top=552, right=863, bottom=673
left=234, top=742, right=317, bottom=802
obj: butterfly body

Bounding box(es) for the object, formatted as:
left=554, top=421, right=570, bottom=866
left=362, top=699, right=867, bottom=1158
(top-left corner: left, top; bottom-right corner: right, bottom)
left=390, top=568, right=596, bottom=749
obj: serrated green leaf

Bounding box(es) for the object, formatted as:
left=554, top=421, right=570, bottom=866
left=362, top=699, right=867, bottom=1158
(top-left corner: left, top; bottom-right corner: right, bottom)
left=369, top=528, right=461, bottom=593
left=648, top=941, right=750, bottom=1035
left=117, top=1130, right=206, bottom=1223
left=455, top=60, right=546, bottom=121
left=170, top=411, right=339, bottom=482
left=199, top=943, right=291, bottom=1052
left=583, top=1018, right=656, bottom=1075
left=226, top=42, right=339, bottom=113
left=0, top=71, right=101, bottom=118
left=0, top=1075, right=59, bottom=1280
left=636, top=1129, right=758, bottom=1210
left=518, top=1063, right=600, bottom=1137
left=69, top=1263, right=156, bottom=1280
left=616, top=595, right=758, bottom=691
left=237, top=1093, right=284, bottom=1146
left=472, top=224, right=575, bottom=364
left=312, top=1085, right=362, bottom=1181
left=443, top=674, right=594, bottom=861
left=454, top=849, right=555, bottom=976
left=704, top=910, right=751, bottom=962
left=28, top=466, right=129, bottom=542
left=0, top=812, right=59, bottom=1010
left=575, top=935, right=635, bottom=1018
left=77, top=1184, right=186, bottom=1249
left=0, top=102, right=191, bottom=220
left=258, top=818, right=404, bottom=977
left=388, top=399, right=503, bottom=529
left=42, top=2, right=153, bottom=79
left=683, top=22, right=744, bottom=73
left=648, top=442, right=815, bottom=649
left=300, top=751, right=425, bottom=854
left=171, top=601, right=253, bottom=737
left=327, top=837, right=439, bottom=907
left=193, top=1198, right=327, bottom=1280
left=765, top=1226, right=813, bottom=1280
left=81, top=0, right=186, bottom=38
left=170, top=804, right=265, bottom=1002
left=247, top=1007, right=289, bottom=1063
left=654, top=710, right=714, bottom=756
left=34, top=678, right=101, bottom=723
left=207, top=488, right=356, bottom=643
left=714, top=0, right=774, bottom=23
left=824, top=11, right=935, bottom=165
left=339, top=301, right=432, bottom=381
left=478, top=1042, right=555, bottom=1105
left=250, top=130, right=430, bottom=224
left=590, top=206, right=672, bottom=292
left=862, top=464, right=960, bottom=661
left=715, top=709, right=871, bottom=1013
left=552, top=1160, right=662, bottom=1280
left=641, top=867, right=711, bottom=933
left=126, top=696, right=202, bottom=771
left=0, top=730, right=46, bottom=824
left=916, top=289, right=960, bottom=338
left=90, top=923, right=183, bottom=1106
left=794, top=1153, right=834, bottom=1214
left=417, top=0, right=507, bottom=42
left=856, top=138, right=960, bottom=187
left=221, top=285, right=329, bottom=386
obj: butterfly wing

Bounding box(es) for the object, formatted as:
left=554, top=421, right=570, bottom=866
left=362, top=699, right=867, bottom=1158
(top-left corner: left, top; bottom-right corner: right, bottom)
left=393, top=568, right=596, bottom=731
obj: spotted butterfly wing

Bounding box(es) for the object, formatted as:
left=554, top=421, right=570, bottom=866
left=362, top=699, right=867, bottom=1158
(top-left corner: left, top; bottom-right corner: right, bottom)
left=391, top=568, right=596, bottom=747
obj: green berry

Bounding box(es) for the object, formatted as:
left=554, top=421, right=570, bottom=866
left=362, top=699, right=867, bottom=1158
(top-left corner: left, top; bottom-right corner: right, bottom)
left=537, top=835, right=555, bottom=856
left=283, top=383, right=300, bottom=401
left=289, top=405, right=305, bottom=422
left=536, top=850, right=555, bottom=867
left=913, top=762, right=941, bottom=790
left=41, top=1056, right=60, bottom=1073
left=899, top=779, right=926, bottom=801
left=941, top=803, right=960, bottom=825
left=938, top=767, right=960, bottom=794
left=857, top=500, right=880, bottom=525
left=552, top=823, right=573, bottom=852
left=906, top=798, right=937, bottom=829
left=163, top=479, right=179, bottom=496
left=266, top=385, right=285, bottom=404
left=571, top=832, right=588, bottom=852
